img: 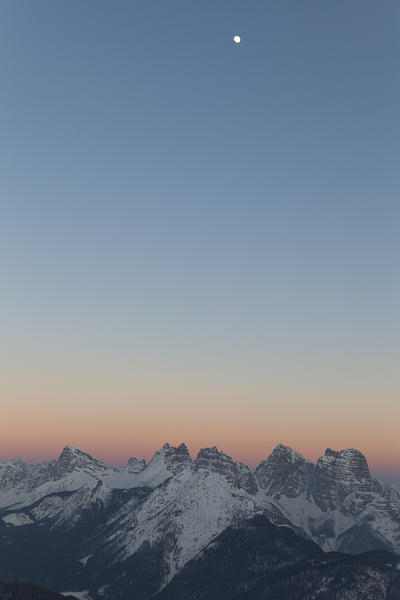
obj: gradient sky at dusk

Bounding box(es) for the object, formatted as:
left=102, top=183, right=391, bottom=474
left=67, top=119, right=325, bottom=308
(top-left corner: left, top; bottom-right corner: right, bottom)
left=1, top=1, right=399, bottom=478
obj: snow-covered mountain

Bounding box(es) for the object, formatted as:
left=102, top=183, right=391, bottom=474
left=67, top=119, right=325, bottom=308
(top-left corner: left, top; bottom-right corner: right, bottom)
left=256, top=444, right=400, bottom=554
left=0, top=442, right=399, bottom=599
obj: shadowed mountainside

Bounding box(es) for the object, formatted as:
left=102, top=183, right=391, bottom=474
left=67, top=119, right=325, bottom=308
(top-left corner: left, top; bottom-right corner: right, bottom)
left=0, top=581, right=77, bottom=600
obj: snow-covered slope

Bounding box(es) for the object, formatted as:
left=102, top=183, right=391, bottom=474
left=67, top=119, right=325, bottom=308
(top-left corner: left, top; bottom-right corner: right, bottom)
left=0, top=445, right=172, bottom=511
left=0, top=446, right=116, bottom=510
left=95, top=445, right=283, bottom=584
left=0, top=445, right=285, bottom=586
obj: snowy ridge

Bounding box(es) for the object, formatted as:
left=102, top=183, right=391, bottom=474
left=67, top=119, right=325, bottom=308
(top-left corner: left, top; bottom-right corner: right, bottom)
left=0, top=446, right=141, bottom=510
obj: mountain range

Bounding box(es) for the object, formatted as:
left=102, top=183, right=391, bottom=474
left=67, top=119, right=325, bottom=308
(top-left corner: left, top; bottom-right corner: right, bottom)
left=1, top=443, right=399, bottom=599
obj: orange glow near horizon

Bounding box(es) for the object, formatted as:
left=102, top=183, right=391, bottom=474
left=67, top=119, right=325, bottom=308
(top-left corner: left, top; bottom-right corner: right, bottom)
left=2, top=350, right=399, bottom=477
left=1, top=411, right=399, bottom=476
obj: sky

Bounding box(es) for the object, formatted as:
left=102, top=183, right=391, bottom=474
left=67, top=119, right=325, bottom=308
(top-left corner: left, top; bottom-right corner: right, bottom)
left=1, top=1, right=399, bottom=479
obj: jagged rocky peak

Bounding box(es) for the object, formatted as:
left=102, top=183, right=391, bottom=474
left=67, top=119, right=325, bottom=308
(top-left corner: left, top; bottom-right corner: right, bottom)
left=164, top=443, right=192, bottom=474
left=255, top=444, right=314, bottom=497
left=309, top=447, right=375, bottom=511
left=338, top=448, right=372, bottom=479
left=126, top=456, right=146, bottom=473
left=58, top=445, right=93, bottom=465
left=54, top=445, right=107, bottom=478
left=318, top=447, right=372, bottom=484
left=150, top=442, right=192, bottom=475
left=194, top=446, right=258, bottom=494
left=272, top=443, right=306, bottom=462
left=325, top=448, right=340, bottom=458
left=194, top=446, right=232, bottom=474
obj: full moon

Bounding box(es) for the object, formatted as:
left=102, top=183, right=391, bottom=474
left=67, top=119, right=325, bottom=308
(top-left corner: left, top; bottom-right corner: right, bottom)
left=233, top=35, right=241, bottom=44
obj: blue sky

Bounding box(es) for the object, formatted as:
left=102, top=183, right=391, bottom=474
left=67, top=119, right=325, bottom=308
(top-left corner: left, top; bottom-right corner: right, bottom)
left=1, top=1, right=399, bottom=474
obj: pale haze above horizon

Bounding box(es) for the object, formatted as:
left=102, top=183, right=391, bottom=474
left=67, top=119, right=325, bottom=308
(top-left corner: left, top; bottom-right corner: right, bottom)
left=1, top=1, right=399, bottom=480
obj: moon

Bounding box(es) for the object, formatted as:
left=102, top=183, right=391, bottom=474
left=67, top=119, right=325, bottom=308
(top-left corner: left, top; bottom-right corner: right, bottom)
left=233, top=35, right=241, bottom=44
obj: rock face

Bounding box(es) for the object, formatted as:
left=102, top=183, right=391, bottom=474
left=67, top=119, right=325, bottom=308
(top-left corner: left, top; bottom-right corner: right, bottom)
left=255, top=444, right=313, bottom=497
left=309, top=447, right=376, bottom=511
left=194, top=447, right=258, bottom=494
left=164, top=443, right=192, bottom=475
left=127, top=457, right=146, bottom=473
